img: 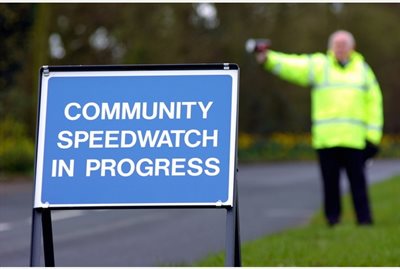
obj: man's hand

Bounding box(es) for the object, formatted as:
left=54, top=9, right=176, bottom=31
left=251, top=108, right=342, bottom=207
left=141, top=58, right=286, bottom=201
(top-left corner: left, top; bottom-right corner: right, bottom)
left=245, top=38, right=270, bottom=64
left=364, top=140, right=379, bottom=162
left=256, top=51, right=267, bottom=64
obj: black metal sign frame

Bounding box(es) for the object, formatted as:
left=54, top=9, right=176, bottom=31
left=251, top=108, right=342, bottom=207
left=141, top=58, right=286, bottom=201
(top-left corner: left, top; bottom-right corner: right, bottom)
left=29, top=63, right=241, bottom=267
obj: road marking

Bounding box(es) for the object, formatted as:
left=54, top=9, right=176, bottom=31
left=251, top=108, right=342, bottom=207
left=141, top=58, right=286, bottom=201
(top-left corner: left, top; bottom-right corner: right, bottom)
left=0, top=211, right=86, bottom=233
left=0, top=222, right=12, bottom=232
left=51, top=210, right=85, bottom=221
left=23, top=210, right=86, bottom=224
left=53, top=213, right=168, bottom=242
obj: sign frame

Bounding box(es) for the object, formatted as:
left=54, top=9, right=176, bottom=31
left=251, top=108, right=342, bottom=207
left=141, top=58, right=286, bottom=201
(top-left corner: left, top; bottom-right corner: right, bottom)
left=30, top=63, right=241, bottom=266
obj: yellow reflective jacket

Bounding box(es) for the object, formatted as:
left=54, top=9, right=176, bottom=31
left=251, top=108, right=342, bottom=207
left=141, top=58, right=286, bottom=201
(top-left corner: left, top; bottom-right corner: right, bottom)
left=264, top=50, right=383, bottom=149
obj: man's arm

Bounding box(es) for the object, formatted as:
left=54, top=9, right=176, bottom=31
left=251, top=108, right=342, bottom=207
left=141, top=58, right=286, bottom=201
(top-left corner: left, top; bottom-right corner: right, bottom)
left=364, top=64, right=384, bottom=146
left=257, top=50, right=318, bottom=87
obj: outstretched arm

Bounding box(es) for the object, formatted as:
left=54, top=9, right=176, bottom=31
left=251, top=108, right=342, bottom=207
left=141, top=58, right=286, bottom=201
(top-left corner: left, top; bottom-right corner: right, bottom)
left=258, top=50, right=319, bottom=88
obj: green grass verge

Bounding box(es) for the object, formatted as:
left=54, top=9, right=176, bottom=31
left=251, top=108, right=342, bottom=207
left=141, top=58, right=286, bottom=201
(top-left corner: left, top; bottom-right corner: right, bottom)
left=196, top=175, right=400, bottom=266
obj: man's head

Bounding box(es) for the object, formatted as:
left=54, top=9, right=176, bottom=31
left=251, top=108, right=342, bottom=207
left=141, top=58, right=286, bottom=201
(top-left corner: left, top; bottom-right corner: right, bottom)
left=328, top=30, right=355, bottom=62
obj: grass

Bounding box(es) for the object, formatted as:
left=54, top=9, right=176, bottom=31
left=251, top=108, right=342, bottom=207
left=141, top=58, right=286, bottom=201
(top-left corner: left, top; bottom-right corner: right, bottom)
left=196, top=175, right=400, bottom=266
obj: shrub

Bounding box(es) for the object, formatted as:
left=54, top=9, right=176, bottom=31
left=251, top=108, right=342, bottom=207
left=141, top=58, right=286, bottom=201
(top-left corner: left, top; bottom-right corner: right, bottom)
left=0, top=118, right=34, bottom=175
left=238, top=132, right=400, bottom=162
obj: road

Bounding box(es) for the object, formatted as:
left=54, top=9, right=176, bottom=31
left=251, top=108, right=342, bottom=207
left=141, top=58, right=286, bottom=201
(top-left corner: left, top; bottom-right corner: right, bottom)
left=1, top=160, right=399, bottom=266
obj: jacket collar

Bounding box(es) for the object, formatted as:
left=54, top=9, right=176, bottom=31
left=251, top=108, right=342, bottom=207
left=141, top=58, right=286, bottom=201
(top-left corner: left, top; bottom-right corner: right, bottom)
left=327, top=50, right=364, bottom=68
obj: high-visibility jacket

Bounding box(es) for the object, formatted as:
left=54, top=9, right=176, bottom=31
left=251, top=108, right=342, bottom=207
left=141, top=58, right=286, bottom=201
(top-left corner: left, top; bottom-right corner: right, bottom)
left=264, top=50, right=383, bottom=149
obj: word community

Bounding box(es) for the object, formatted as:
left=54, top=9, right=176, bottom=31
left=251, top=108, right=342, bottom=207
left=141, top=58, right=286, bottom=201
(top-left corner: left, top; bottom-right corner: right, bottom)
left=64, top=101, right=214, bottom=121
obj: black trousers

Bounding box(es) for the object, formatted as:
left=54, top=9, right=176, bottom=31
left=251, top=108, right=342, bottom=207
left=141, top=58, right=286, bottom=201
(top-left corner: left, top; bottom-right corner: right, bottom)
left=317, top=147, right=373, bottom=225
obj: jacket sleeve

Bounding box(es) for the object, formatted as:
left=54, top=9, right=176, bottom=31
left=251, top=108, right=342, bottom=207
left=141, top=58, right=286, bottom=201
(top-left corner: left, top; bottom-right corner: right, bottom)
left=364, top=64, right=384, bottom=145
left=263, top=50, right=316, bottom=87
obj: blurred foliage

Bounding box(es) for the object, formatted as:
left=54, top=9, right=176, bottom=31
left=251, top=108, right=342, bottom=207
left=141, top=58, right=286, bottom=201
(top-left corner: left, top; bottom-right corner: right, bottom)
left=380, top=134, right=400, bottom=159
left=0, top=118, right=35, bottom=175
left=238, top=132, right=400, bottom=162
left=0, top=3, right=399, bottom=174
left=239, top=132, right=314, bottom=161
left=0, top=4, right=34, bottom=125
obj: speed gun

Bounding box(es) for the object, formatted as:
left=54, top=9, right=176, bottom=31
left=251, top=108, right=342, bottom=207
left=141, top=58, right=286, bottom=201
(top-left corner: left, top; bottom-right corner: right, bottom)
left=245, top=38, right=271, bottom=53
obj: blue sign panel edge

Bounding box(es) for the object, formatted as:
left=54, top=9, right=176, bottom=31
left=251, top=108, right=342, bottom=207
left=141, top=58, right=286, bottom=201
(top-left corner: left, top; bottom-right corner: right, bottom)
left=33, top=67, right=239, bottom=208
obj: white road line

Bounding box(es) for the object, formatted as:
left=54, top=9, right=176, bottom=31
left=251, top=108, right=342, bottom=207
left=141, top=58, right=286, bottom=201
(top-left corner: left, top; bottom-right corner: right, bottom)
left=51, top=210, right=85, bottom=221
left=53, top=213, right=168, bottom=242
left=0, top=222, right=12, bottom=232
left=24, top=210, right=86, bottom=224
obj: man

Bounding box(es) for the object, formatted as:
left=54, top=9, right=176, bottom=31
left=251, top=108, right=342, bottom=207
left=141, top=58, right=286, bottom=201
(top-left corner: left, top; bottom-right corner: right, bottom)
left=255, top=30, right=383, bottom=226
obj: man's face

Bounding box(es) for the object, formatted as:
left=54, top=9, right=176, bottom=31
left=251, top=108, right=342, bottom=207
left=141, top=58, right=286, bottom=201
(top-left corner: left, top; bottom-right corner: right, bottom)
left=332, top=33, right=353, bottom=62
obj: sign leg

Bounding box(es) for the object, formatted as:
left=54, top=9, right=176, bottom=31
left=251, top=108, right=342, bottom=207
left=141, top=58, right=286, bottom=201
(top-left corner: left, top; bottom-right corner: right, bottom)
left=234, top=193, right=242, bottom=266
left=30, top=208, right=42, bottom=266
left=225, top=177, right=241, bottom=267
left=42, top=209, right=55, bottom=266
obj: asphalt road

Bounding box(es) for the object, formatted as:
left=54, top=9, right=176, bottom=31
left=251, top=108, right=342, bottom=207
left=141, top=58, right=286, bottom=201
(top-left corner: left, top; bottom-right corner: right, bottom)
left=1, top=160, right=399, bottom=266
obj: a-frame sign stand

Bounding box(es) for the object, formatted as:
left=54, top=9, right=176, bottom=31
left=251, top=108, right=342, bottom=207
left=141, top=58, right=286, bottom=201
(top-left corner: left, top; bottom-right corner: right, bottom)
left=30, top=208, right=55, bottom=266
left=29, top=63, right=241, bottom=267
left=225, top=176, right=242, bottom=266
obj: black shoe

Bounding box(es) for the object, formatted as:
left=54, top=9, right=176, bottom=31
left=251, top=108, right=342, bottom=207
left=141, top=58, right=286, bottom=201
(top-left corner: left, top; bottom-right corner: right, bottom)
left=358, top=221, right=373, bottom=226
left=328, top=220, right=339, bottom=227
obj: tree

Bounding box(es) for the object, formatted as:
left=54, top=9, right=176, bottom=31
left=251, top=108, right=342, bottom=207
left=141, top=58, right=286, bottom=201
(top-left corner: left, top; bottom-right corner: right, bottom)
left=0, top=4, right=34, bottom=121
left=2, top=3, right=400, bottom=138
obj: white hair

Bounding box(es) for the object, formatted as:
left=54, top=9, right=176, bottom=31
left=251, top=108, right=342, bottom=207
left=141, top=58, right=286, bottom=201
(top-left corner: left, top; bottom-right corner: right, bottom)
left=328, top=30, right=356, bottom=49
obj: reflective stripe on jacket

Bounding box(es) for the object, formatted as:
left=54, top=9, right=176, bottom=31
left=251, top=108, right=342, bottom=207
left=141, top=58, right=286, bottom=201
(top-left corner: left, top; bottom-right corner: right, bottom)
left=264, top=50, right=383, bottom=149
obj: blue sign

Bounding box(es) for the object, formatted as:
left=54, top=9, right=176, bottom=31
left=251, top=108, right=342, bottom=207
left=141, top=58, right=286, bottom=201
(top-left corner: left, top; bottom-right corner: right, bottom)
left=34, top=66, right=239, bottom=208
